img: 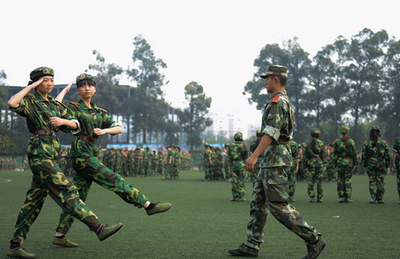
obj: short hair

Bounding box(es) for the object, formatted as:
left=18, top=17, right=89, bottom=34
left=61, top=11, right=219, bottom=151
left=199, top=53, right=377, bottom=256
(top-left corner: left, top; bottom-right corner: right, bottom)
left=77, top=79, right=96, bottom=88
left=277, top=76, right=287, bottom=86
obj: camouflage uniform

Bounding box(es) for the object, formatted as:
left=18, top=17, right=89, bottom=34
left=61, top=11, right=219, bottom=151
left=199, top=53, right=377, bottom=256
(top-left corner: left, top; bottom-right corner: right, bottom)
left=228, top=132, right=248, bottom=201
left=304, top=129, right=326, bottom=203
left=249, top=130, right=263, bottom=186
left=203, top=144, right=213, bottom=181
left=244, top=67, right=321, bottom=252
left=392, top=135, right=400, bottom=202
left=56, top=77, right=149, bottom=234
left=289, top=140, right=300, bottom=202
left=332, top=125, right=357, bottom=203
left=361, top=126, right=390, bottom=204
left=9, top=84, right=102, bottom=246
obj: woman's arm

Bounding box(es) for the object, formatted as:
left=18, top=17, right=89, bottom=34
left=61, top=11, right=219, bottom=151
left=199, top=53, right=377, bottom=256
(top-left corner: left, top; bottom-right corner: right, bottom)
left=55, top=81, right=74, bottom=102
left=93, top=126, right=122, bottom=136
left=8, top=78, right=43, bottom=108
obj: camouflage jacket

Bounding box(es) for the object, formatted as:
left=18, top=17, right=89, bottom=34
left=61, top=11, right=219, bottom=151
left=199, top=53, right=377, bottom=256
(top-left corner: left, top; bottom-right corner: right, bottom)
left=10, top=91, right=79, bottom=159
left=393, top=138, right=400, bottom=167
left=332, top=137, right=357, bottom=167
left=67, top=100, right=120, bottom=158
left=305, top=138, right=326, bottom=168
left=362, top=138, right=390, bottom=169
left=228, top=141, right=248, bottom=170
left=290, top=140, right=300, bottom=169
left=260, top=90, right=293, bottom=168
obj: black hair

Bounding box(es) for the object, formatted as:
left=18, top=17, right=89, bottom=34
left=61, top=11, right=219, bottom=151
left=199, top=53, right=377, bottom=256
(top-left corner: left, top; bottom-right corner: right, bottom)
left=310, top=133, right=320, bottom=153
left=77, top=79, right=96, bottom=88
left=277, top=76, right=287, bottom=86
left=370, top=129, right=381, bottom=147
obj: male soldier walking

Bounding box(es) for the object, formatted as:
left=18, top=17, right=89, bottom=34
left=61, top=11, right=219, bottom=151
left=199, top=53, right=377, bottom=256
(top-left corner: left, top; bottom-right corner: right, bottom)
left=229, top=65, right=326, bottom=259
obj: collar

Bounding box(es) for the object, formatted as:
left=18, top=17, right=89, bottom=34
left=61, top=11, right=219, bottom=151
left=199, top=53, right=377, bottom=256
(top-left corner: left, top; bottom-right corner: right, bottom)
left=33, top=91, right=54, bottom=103
left=78, top=99, right=98, bottom=110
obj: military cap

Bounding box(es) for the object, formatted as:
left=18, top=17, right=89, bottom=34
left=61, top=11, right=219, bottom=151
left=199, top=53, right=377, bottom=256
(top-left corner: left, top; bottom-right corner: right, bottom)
left=234, top=132, right=243, bottom=141
left=371, top=125, right=381, bottom=131
left=30, top=67, right=54, bottom=82
left=340, top=124, right=350, bottom=134
left=76, top=73, right=96, bottom=87
left=311, top=128, right=321, bottom=134
left=260, top=65, right=288, bottom=79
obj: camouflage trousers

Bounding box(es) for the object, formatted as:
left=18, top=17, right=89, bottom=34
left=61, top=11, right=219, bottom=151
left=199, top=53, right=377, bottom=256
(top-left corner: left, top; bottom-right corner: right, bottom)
left=365, top=166, right=386, bottom=202
left=203, top=163, right=212, bottom=180
left=231, top=168, right=246, bottom=200
left=55, top=156, right=148, bottom=234
left=288, top=166, right=296, bottom=199
left=11, top=156, right=101, bottom=245
left=245, top=167, right=319, bottom=250
left=336, top=164, right=353, bottom=201
left=306, top=167, right=324, bottom=201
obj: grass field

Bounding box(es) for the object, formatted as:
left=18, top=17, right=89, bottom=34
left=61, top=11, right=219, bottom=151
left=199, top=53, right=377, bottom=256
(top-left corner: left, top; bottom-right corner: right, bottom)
left=0, top=170, right=399, bottom=259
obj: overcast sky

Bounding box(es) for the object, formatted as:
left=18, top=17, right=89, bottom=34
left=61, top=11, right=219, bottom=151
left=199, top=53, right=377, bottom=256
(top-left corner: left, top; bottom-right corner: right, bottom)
left=1, top=0, right=400, bottom=127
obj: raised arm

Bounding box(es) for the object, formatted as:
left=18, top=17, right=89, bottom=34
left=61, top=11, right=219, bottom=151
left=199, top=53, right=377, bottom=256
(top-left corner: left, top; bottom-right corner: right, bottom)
left=8, top=78, right=43, bottom=108
left=55, top=81, right=74, bottom=102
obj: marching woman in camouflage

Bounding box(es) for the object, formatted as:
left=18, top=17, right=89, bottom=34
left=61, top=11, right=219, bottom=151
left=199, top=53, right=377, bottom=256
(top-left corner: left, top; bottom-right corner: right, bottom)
left=54, top=73, right=171, bottom=245
left=7, top=68, right=122, bottom=259
left=362, top=126, right=390, bottom=204
left=305, top=128, right=327, bottom=203
left=332, top=125, right=357, bottom=203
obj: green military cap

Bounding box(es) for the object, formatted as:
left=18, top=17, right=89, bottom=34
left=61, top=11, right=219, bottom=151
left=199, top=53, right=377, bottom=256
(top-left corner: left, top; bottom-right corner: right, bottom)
left=76, top=73, right=96, bottom=86
left=340, top=124, right=350, bottom=134
left=311, top=128, right=321, bottom=134
left=234, top=132, right=243, bottom=141
left=260, top=65, right=288, bottom=79
left=371, top=125, right=381, bottom=131
left=30, top=67, right=54, bottom=82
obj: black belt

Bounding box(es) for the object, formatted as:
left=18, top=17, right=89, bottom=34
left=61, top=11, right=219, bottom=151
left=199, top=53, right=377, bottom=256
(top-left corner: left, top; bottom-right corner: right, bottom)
left=77, top=136, right=96, bottom=143
left=34, top=130, right=57, bottom=137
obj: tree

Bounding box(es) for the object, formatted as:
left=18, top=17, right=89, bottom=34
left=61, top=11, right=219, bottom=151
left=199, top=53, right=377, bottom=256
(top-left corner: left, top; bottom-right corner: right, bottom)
left=178, top=81, right=213, bottom=151
left=342, top=28, right=389, bottom=144
left=0, top=69, right=8, bottom=124
left=125, top=35, right=169, bottom=144
left=243, top=37, right=311, bottom=140
left=379, top=38, right=400, bottom=141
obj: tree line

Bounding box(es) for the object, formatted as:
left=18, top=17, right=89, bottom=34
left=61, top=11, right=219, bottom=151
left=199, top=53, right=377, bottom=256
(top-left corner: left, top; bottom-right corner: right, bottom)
left=1, top=28, right=400, bottom=156
left=243, top=28, right=400, bottom=149
left=0, top=35, right=212, bottom=155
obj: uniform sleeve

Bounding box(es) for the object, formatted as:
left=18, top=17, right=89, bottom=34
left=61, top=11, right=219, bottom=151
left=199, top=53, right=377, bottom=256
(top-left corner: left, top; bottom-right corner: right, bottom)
left=9, top=96, right=30, bottom=117
left=102, top=111, right=121, bottom=129
left=262, top=103, right=283, bottom=141
left=57, top=101, right=80, bottom=134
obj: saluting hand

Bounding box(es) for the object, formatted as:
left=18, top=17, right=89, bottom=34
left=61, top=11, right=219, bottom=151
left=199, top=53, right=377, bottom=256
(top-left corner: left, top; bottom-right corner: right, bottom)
left=28, top=78, right=44, bottom=90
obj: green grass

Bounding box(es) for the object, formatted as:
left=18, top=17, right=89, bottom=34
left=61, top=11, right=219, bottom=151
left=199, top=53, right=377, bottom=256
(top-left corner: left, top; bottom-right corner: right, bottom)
left=1, top=170, right=399, bottom=259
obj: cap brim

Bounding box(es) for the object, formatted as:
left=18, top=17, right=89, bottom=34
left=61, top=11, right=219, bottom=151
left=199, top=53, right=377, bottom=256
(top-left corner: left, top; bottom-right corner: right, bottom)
left=259, top=75, right=269, bottom=79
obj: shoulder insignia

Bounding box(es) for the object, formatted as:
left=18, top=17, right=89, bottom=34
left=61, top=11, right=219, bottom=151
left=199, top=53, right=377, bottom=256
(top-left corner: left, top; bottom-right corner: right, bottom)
left=271, top=95, right=280, bottom=103
left=332, top=139, right=337, bottom=144
left=98, top=107, right=108, bottom=113
left=69, top=101, right=80, bottom=105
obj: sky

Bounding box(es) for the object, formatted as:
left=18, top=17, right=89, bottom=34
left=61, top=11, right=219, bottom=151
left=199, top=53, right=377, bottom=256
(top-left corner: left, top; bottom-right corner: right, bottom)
left=1, top=0, right=400, bottom=133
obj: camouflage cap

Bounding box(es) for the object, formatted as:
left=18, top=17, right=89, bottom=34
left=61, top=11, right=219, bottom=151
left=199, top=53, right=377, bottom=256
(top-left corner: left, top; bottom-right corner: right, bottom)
left=30, top=67, right=54, bottom=82
left=371, top=125, right=381, bottom=131
left=234, top=132, right=243, bottom=141
left=260, top=65, right=288, bottom=79
left=311, top=128, right=321, bottom=134
left=340, top=124, right=350, bottom=134
left=76, top=73, right=96, bottom=86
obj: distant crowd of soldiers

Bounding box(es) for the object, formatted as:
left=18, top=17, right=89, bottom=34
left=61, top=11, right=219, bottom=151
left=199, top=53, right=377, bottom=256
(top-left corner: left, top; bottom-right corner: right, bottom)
left=198, top=136, right=399, bottom=186
left=0, top=158, right=17, bottom=171
left=58, top=145, right=193, bottom=179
